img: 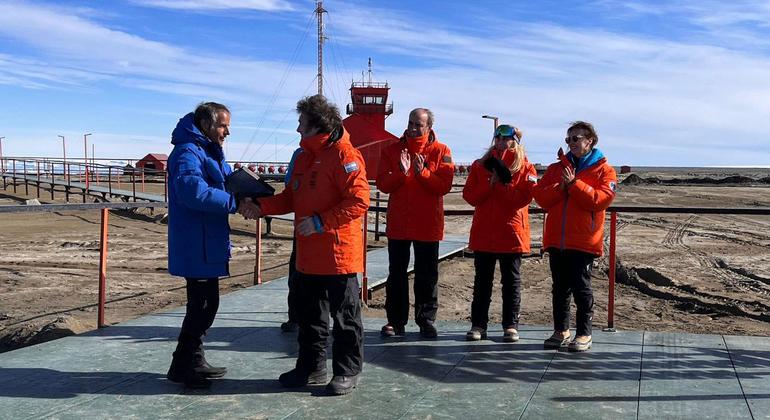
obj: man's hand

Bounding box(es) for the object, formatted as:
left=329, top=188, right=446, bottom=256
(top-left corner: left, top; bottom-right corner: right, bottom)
left=412, top=154, right=425, bottom=176
left=560, top=165, right=576, bottom=190
left=297, top=216, right=319, bottom=236
left=238, top=198, right=262, bottom=220
left=399, top=149, right=411, bottom=174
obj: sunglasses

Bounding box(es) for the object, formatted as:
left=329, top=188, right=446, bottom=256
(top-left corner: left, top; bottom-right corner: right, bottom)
left=565, top=135, right=588, bottom=144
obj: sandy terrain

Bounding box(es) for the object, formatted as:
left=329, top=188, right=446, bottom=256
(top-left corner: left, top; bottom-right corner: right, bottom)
left=1, top=167, right=769, bottom=352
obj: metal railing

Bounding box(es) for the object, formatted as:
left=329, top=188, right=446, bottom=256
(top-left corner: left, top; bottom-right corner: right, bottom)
left=1, top=157, right=168, bottom=203
left=3, top=197, right=768, bottom=331
left=366, top=204, right=770, bottom=329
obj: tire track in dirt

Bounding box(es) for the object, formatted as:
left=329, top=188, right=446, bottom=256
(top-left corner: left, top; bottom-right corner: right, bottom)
left=618, top=213, right=770, bottom=319
left=617, top=264, right=770, bottom=322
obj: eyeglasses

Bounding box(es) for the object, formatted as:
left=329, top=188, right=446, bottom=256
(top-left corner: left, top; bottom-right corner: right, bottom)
left=565, top=135, right=588, bottom=144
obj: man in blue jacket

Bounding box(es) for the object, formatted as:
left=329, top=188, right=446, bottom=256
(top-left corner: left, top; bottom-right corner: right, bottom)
left=165, top=102, right=259, bottom=389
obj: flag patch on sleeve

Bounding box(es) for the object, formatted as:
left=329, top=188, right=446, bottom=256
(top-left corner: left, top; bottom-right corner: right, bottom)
left=527, top=174, right=538, bottom=183
left=442, top=155, right=452, bottom=163
left=343, top=161, right=359, bottom=173
left=609, top=181, right=616, bottom=191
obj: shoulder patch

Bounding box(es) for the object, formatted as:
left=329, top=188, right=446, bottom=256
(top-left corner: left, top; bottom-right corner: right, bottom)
left=527, top=174, right=538, bottom=183
left=609, top=181, right=617, bottom=191
left=442, top=155, right=452, bottom=163
left=343, top=161, right=359, bottom=173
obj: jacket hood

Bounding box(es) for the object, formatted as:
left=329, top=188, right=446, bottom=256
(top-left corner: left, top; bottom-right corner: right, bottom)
left=568, top=148, right=605, bottom=173
left=172, top=113, right=208, bottom=147
left=400, top=129, right=436, bottom=144
left=172, top=112, right=225, bottom=161
left=299, top=126, right=350, bottom=154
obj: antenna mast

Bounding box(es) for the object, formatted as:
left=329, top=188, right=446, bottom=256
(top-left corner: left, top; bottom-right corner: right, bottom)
left=316, top=1, right=326, bottom=96
left=367, top=57, right=372, bottom=85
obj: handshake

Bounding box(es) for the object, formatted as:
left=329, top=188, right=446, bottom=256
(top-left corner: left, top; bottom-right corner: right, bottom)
left=238, top=198, right=262, bottom=220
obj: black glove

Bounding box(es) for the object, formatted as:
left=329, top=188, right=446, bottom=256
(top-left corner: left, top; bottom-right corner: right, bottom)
left=482, top=156, right=512, bottom=184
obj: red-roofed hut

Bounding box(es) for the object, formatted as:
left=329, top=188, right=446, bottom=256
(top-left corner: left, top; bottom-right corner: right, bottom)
left=136, top=153, right=168, bottom=172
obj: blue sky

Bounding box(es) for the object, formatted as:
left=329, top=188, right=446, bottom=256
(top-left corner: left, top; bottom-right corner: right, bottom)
left=1, top=0, right=769, bottom=167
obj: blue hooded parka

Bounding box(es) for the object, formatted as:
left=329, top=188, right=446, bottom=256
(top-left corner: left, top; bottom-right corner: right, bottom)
left=167, top=113, right=238, bottom=278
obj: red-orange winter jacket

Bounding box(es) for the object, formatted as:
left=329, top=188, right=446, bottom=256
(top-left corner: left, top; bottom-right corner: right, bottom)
left=258, top=128, right=370, bottom=275
left=532, top=148, right=617, bottom=256
left=376, top=130, right=454, bottom=242
left=463, top=152, right=537, bottom=253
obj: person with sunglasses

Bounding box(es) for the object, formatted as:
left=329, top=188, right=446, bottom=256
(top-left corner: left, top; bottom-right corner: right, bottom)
left=462, top=124, right=537, bottom=342
left=532, top=121, right=617, bottom=352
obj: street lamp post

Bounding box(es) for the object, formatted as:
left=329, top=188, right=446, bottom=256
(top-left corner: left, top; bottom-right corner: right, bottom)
left=58, top=135, right=66, bottom=179
left=482, top=115, right=499, bottom=130
left=84, top=133, right=92, bottom=190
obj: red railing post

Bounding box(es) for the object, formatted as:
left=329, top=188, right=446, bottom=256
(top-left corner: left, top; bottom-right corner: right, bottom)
left=98, top=208, right=109, bottom=328
left=606, top=211, right=617, bottom=332
left=253, top=219, right=262, bottom=285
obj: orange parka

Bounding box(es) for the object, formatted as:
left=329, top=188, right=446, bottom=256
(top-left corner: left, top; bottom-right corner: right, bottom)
left=532, top=148, right=617, bottom=256
left=376, top=130, right=454, bottom=242
left=258, top=128, right=370, bottom=275
left=463, top=151, right=537, bottom=253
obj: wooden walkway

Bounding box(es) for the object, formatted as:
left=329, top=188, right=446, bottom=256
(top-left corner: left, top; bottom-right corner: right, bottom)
left=1, top=172, right=165, bottom=202
left=1, top=275, right=768, bottom=419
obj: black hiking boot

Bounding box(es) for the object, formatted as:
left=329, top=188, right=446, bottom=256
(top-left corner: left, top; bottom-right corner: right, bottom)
left=278, top=367, right=327, bottom=388
left=325, top=374, right=359, bottom=396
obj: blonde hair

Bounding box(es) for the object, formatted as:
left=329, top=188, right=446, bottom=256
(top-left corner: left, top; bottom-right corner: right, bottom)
left=481, top=127, right=526, bottom=174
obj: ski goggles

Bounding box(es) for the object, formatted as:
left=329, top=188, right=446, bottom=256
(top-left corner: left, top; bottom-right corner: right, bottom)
left=494, top=124, right=519, bottom=140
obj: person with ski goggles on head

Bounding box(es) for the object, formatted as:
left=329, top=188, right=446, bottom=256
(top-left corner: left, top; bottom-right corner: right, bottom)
left=463, top=124, right=537, bottom=342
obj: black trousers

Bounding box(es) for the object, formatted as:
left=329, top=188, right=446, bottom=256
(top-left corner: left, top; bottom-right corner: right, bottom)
left=548, top=249, right=595, bottom=336
left=385, top=239, right=439, bottom=327
left=295, top=272, right=363, bottom=376
left=471, top=252, right=522, bottom=330
left=286, top=238, right=299, bottom=323
left=174, top=277, right=220, bottom=366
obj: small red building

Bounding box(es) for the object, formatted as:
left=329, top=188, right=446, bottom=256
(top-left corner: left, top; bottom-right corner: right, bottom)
left=136, top=153, right=168, bottom=172
left=343, top=68, right=399, bottom=180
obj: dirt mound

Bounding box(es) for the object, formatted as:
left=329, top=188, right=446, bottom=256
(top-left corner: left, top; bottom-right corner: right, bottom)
left=621, top=174, right=645, bottom=185
left=0, top=315, right=89, bottom=352
left=621, top=174, right=768, bottom=186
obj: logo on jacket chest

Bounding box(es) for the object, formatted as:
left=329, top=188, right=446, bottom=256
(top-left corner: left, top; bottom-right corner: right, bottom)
left=292, top=171, right=319, bottom=190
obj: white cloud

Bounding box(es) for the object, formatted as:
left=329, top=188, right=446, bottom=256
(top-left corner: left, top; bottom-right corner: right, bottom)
left=1, top=1, right=769, bottom=166
left=0, top=2, right=312, bottom=102
left=131, top=0, right=295, bottom=11
left=326, top=3, right=770, bottom=166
